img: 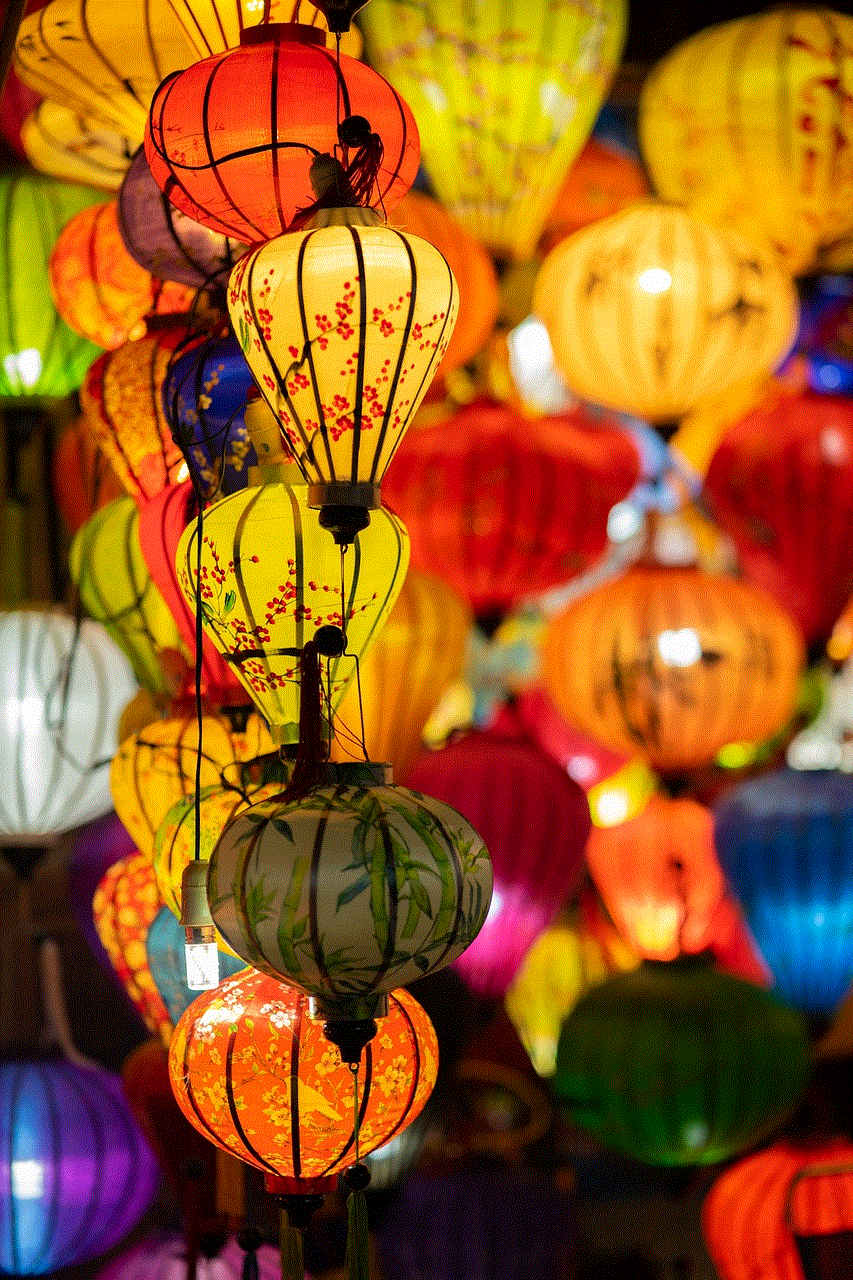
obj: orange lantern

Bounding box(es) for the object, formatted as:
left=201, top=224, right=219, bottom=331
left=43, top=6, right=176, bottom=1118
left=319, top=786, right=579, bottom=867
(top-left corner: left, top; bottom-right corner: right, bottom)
left=541, top=563, right=805, bottom=772
left=585, top=794, right=727, bottom=961
left=539, top=138, right=649, bottom=257
left=52, top=415, right=124, bottom=534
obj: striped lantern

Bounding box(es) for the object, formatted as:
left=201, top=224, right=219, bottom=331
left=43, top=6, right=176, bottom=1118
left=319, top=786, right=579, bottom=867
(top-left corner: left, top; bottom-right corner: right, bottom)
left=541, top=564, right=805, bottom=772
left=164, top=0, right=362, bottom=58
left=207, top=769, right=493, bottom=1024
left=533, top=202, right=798, bottom=424
left=20, top=101, right=131, bottom=193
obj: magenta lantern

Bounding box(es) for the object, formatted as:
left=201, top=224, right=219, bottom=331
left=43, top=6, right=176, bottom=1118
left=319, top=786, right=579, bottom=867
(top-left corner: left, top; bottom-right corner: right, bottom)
left=95, top=1232, right=281, bottom=1280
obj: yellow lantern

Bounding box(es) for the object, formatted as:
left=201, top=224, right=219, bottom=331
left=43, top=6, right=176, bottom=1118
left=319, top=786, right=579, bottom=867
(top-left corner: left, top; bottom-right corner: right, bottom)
left=21, top=102, right=132, bottom=193
left=359, top=0, right=627, bottom=263
left=639, top=9, right=853, bottom=275
left=165, top=0, right=362, bottom=57
left=331, top=568, right=472, bottom=780
left=533, top=202, right=798, bottom=424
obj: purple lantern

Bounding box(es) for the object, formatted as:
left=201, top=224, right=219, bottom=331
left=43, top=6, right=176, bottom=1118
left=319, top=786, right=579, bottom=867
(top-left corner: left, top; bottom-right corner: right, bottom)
left=96, top=1231, right=283, bottom=1280
left=68, top=811, right=136, bottom=972
left=0, top=1056, right=160, bottom=1275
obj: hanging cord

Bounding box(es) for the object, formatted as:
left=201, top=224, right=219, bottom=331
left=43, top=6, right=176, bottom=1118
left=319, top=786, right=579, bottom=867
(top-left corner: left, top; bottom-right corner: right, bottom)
left=237, top=1227, right=262, bottom=1280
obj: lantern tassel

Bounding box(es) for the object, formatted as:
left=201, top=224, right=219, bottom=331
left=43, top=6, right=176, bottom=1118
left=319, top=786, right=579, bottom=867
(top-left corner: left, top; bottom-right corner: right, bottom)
left=344, top=1174, right=370, bottom=1280
left=278, top=1208, right=304, bottom=1280
left=238, top=1227, right=262, bottom=1280
left=279, top=639, right=329, bottom=804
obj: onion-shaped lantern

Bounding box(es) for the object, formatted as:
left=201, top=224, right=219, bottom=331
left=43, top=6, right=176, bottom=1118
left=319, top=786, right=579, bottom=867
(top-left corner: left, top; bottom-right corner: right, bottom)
left=145, top=24, right=420, bottom=245
left=539, top=138, right=649, bottom=257
left=0, top=1056, right=160, bottom=1275
left=554, top=956, right=810, bottom=1166
left=20, top=101, right=131, bottom=193
left=533, top=202, right=798, bottom=424
left=146, top=906, right=247, bottom=1026
left=541, top=563, right=805, bottom=773
left=95, top=1232, right=281, bottom=1280
left=715, top=767, right=853, bottom=1016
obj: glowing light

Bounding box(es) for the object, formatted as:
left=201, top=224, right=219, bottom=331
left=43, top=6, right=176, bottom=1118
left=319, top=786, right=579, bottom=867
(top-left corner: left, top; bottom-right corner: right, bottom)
left=656, top=628, right=701, bottom=667
left=4, top=348, right=43, bottom=389
left=607, top=500, right=643, bottom=543
left=184, top=940, right=219, bottom=991
left=636, top=267, right=672, bottom=294
left=567, top=754, right=598, bottom=785
left=593, top=787, right=630, bottom=826
left=11, top=1160, right=44, bottom=1200
left=682, top=1120, right=709, bottom=1150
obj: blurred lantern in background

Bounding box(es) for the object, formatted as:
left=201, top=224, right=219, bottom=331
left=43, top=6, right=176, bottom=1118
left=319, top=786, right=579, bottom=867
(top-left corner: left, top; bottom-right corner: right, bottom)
left=639, top=9, right=853, bottom=275
left=0, top=1056, right=160, bottom=1275
left=52, top=417, right=124, bottom=535
left=95, top=1233, right=282, bottom=1280
left=804, top=291, right=853, bottom=395
left=533, top=202, right=798, bottom=426
left=715, top=768, right=853, bottom=1016
left=541, top=563, right=805, bottom=773
left=68, top=810, right=135, bottom=973
left=383, top=396, right=641, bottom=619
left=20, top=101, right=131, bottom=193
left=0, top=67, right=39, bottom=159
left=360, top=0, right=627, bottom=263
left=554, top=955, right=810, bottom=1166
left=538, top=137, right=649, bottom=257
left=164, top=0, right=362, bottom=58
left=405, top=727, right=590, bottom=998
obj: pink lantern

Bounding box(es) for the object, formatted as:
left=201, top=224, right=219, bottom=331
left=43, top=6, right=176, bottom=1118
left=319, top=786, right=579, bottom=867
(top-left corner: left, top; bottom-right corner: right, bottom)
left=95, top=1232, right=282, bottom=1280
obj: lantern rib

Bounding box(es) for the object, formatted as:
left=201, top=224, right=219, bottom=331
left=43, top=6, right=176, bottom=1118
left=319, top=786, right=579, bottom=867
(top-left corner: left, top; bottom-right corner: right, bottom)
left=308, top=807, right=333, bottom=992
left=292, top=231, right=337, bottom=477
left=289, top=996, right=304, bottom=1178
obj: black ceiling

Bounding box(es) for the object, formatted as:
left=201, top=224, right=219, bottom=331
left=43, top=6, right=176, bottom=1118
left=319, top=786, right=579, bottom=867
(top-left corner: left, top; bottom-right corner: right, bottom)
left=624, top=0, right=853, bottom=64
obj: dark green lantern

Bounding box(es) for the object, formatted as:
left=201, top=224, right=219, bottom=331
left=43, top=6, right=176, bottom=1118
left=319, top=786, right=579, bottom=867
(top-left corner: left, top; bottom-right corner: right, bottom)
left=553, top=955, right=809, bottom=1166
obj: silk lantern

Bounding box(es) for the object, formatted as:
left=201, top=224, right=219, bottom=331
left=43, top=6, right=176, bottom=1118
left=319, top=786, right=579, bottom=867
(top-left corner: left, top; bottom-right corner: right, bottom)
left=146, top=907, right=247, bottom=1026
left=704, top=386, right=853, bottom=646
left=539, top=138, right=649, bottom=257
left=0, top=1056, right=160, bottom=1275
left=405, top=728, right=590, bottom=998
left=14, top=0, right=198, bottom=145
left=383, top=396, right=641, bottom=616
left=585, top=795, right=727, bottom=962
left=703, top=1137, right=853, bottom=1280
left=144, top=24, right=420, bottom=245
left=20, top=101, right=131, bottom=193
left=360, top=0, right=626, bottom=262
left=0, top=172, right=103, bottom=401
left=639, top=9, right=853, bottom=275
left=533, top=202, right=798, bottom=425
left=52, top=417, right=124, bottom=535
left=0, top=611, right=135, bottom=838
left=715, top=767, right=853, bottom=1016
left=69, top=496, right=186, bottom=698
left=554, top=956, right=810, bottom=1166
left=96, top=1232, right=281, bottom=1280
left=165, top=0, right=363, bottom=57
left=541, top=563, right=805, bottom=772
left=331, top=569, right=472, bottom=780
left=68, top=811, right=136, bottom=974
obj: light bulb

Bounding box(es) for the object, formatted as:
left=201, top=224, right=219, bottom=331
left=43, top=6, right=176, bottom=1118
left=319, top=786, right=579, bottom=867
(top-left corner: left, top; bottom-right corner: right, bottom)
left=180, top=860, right=219, bottom=991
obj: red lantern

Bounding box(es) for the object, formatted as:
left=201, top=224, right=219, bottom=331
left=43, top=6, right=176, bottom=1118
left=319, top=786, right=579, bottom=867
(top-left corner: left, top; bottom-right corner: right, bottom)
left=383, top=396, right=641, bottom=617
left=704, top=385, right=853, bottom=646
left=144, top=23, right=419, bottom=244
left=53, top=415, right=124, bottom=533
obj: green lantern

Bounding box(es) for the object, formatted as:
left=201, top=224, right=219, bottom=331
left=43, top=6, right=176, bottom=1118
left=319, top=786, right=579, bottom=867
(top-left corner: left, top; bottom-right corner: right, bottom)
left=553, top=955, right=809, bottom=1166
left=0, top=172, right=102, bottom=402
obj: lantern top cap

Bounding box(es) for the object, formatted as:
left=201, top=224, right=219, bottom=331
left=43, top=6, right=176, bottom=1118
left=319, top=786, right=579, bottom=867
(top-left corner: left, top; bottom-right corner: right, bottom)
left=239, top=22, right=326, bottom=47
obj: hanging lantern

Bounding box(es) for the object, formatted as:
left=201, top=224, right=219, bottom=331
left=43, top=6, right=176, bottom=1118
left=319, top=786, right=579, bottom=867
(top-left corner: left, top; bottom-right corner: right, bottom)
left=69, top=496, right=187, bottom=698
left=165, top=0, right=362, bottom=58
left=53, top=416, right=125, bottom=535
left=554, top=956, right=810, bottom=1166
left=639, top=10, right=853, bottom=275
left=360, top=0, right=626, bottom=263
left=0, top=1055, right=160, bottom=1276
left=704, top=386, right=853, bottom=647
left=68, top=811, right=136, bottom=974
left=95, top=1232, right=281, bottom=1280
left=533, top=202, right=798, bottom=424
left=144, top=25, right=420, bottom=245
left=703, top=1137, right=853, bottom=1280
left=176, top=460, right=409, bottom=743
left=227, top=215, right=457, bottom=536
left=0, top=172, right=103, bottom=402
left=13, top=0, right=198, bottom=145
left=405, top=727, right=589, bottom=998
left=146, top=907, right=247, bottom=1027
left=541, top=563, right=805, bottom=772
left=585, top=795, right=727, bottom=962
left=20, top=101, right=132, bottom=193
left=539, top=138, right=649, bottom=257
left=331, top=569, right=472, bottom=781
left=715, top=767, right=853, bottom=1016
left=383, top=396, right=641, bottom=617
left=49, top=200, right=193, bottom=351
left=109, top=708, right=274, bottom=858
left=0, top=611, right=135, bottom=838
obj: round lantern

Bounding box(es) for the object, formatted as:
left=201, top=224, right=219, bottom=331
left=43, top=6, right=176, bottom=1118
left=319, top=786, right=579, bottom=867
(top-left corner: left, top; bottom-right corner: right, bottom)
left=0, top=611, right=135, bottom=838
left=539, top=138, right=649, bottom=257
left=176, top=466, right=410, bottom=743
left=227, top=215, right=457, bottom=528
left=146, top=906, right=247, bottom=1026
left=20, top=101, right=131, bottom=193
left=165, top=0, right=362, bottom=58
left=383, top=397, right=641, bottom=617
left=585, top=795, right=727, bottom=962
left=360, top=0, right=626, bottom=263
left=68, top=811, right=136, bottom=972
left=533, top=202, right=798, bottom=424
left=169, top=970, right=437, bottom=1181
left=109, top=708, right=274, bottom=858
left=117, top=149, right=245, bottom=292
left=405, top=727, right=590, bottom=998
left=703, top=1137, right=853, bottom=1280
left=53, top=416, right=124, bottom=535
left=49, top=200, right=193, bottom=350
left=715, top=767, right=853, bottom=1016
left=0, top=172, right=103, bottom=402
left=554, top=956, right=810, bottom=1166
left=96, top=1232, right=281, bottom=1280
left=704, top=386, right=853, bottom=647
left=208, top=768, right=493, bottom=1025
left=541, top=563, right=805, bottom=772
left=69, top=496, right=186, bottom=697
left=331, top=569, right=472, bottom=781
left=145, top=25, right=420, bottom=245
left=639, top=9, right=853, bottom=275
left=14, top=0, right=198, bottom=145
left=0, top=1055, right=160, bottom=1275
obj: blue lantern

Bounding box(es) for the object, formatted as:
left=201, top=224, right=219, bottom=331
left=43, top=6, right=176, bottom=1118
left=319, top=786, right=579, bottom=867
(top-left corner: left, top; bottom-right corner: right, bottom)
left=715, top=767, right=853, bottom=1015
left=145, top=905, right=247, bottom=1025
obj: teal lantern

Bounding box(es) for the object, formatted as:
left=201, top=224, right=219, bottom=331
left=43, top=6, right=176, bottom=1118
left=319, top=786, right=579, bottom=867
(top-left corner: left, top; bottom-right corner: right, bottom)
left=0, top=173, right=103, bottom=402
left=553, top=956, right=809, bottom=1166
